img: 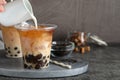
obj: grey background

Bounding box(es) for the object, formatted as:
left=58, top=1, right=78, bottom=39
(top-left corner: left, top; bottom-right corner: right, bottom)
left=29, top=0, right=120, bottom=43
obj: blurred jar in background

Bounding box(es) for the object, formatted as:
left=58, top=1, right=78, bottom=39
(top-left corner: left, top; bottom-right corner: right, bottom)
left=66, top=31, right=90, bottom=54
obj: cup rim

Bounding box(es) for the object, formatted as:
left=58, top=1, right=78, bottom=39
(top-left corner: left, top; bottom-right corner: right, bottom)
left=15, top=22, right=57, bottom=30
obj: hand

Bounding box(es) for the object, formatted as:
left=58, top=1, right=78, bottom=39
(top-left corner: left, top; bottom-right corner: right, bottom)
left=0, top=0, right=7, bottom=12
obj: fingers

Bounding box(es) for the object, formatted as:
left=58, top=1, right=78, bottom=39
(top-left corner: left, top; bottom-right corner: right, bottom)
left=0, top=0, right=6, bottom=5
left=0, top=0, right=6, bottom=12
left=0, top=5, right=4, bottom=12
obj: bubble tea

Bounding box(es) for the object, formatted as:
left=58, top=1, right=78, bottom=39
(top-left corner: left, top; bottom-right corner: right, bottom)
left=16, top=24, right=57, bottom=69
left=0, top=26, right=22, bottom=58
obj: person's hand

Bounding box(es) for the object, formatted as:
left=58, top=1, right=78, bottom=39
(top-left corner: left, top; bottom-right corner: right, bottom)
left=0, top=0, right=7, bottom=12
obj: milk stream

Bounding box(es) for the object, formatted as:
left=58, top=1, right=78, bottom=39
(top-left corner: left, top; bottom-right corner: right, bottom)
left=31, top=15, right=38, bottom=29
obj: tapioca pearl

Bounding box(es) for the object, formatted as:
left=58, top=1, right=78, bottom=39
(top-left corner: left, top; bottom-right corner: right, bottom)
left=14, top=54, right=18, bottom=57
left=7, top=50, right=11, bottom=53
left=8, top=47, right=10, bottom=49
left=5, top=47, right=9, bottom=51
left=24, top=64, right=28, bottom=68
left=14, top=47, right=18, bottom=50
left=27, top=65, right=33, bottom=69
left=24, top=63, right=33, bottom=69
left=10, top=54, right=13, bottom=57
left=38, top=60, right=43, bottom=65
left=43, top=56, right=46, bottom=60
left=41, top=63, right=45, bottom=67
left=46, top=63, right=49, bottom=67
left=5, top=47, right=7, bottom=51
left=47, top=55, right=50, bottom=58
left=42, top=61, right=46, bottom=67
left=35, top=53, right=42, bottom=60
left=32, top=58, right=38, bottom=64
left=35, top=64, right=40, bottom=69
left=17, top=51, right=20, bottom=54
left=44, top=59, right=47, bottom=64
left=38, top=60, right=45, bottom=67
left=25, top=54, right=34, bottom=63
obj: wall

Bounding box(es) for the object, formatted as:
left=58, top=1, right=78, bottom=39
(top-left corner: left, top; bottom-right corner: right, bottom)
left=30, top=0, right=120, bottom=43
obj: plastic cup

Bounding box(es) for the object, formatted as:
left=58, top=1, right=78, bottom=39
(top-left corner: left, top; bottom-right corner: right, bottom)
left=0, top=25, right=22, bottom=58
left=16, top=23, right=57, bottom=69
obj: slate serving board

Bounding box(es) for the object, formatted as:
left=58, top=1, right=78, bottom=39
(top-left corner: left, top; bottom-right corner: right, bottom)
left=0, top=50, right=88, bottom=78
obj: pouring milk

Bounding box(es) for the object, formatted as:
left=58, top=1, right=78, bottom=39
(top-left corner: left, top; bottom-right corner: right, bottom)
left=0, top=0, right=38, bottom=28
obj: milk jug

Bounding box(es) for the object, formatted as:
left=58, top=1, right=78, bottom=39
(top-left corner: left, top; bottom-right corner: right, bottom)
left=0, top=0, right=34, bottom=26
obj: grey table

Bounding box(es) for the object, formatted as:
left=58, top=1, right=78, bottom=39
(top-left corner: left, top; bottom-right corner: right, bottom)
left=0, top=43, right=120, bottom=80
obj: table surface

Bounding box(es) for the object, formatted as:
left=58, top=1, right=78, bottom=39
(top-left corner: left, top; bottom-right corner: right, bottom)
left=0, top=43, right=120, bottom=80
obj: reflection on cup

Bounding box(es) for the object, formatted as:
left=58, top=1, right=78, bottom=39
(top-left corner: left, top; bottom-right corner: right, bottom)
left=0, top=26, right=22, bottom=58
left=16, top=24, right=57, bottom=69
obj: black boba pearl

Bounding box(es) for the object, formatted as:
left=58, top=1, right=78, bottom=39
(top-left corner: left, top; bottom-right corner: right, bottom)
left=43, top=56, right=46, bottom=59
left=41, top=61, right=45, bottom=67
left=47, top=55, right=50, bottom=58
left=8, top=50, right=11, bottom=53
left=35, top=64, right=40, bottom=69
left=38, top=60, right=45, bottom=67
left=28, top=65, right=32, bottom=69
left=32, top=59, right=37, bottom=64
left=8, top=47, right=10, bottom=49
left=24, top=64, right=28, bottom=68
left=5, top=47, right=7, bottom=51
left=17, top=51, right=20, bottom=54
left=14, top=47, right=18, bottom=50
left=38, top=60, right=43, bottom=64
left=10, top=54, right=13, bottom=56
left=14, top=54, right=17, bottom=57
left=44, top=59, right=47, bottom=64
left=46, top=63, right=49, bottom=66
left=25, top=54, right=34, bottom=63
left=35, top=53, right=42, bottom=59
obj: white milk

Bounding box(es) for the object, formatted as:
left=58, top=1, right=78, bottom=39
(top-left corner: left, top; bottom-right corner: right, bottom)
left=31, top=15, right=38, bottom=29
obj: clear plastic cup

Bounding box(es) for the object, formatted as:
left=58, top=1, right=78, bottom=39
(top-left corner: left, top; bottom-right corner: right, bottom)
left=0, top=25, right=22, bottom=58
left=16, top=23, right=57, bottom=69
